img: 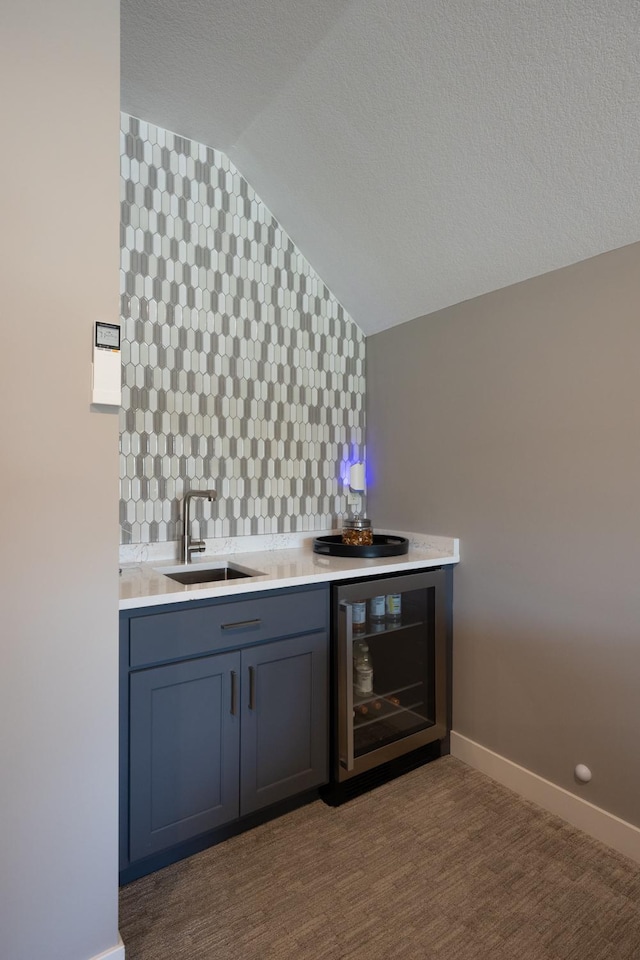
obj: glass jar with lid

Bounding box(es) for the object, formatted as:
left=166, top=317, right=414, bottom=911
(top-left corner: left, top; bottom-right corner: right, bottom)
left=352, top=600, right=367, bottom=633
left=341, top=517, right=374, bottom=547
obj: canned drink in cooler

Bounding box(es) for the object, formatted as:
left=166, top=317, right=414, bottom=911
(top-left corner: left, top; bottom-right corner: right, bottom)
left=385, top=593, right=402, bottom=620
left=370, top=595, right=386, bottom=622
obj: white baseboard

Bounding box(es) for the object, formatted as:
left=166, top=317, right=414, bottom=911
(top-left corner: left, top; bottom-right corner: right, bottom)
left=450, top=731, right=640, bottom=864
left=89, top=934, right=125, bottom=960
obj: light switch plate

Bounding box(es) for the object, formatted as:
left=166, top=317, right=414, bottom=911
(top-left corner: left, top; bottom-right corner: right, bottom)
left=92, top=322, right=122, bottom=406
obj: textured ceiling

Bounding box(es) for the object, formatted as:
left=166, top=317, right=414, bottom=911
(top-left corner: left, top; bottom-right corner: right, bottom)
left=122, top=0, right=640, bottom=334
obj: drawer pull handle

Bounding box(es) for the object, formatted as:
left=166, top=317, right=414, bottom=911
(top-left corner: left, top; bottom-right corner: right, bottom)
left=221, top=618, right=262, bottom=631
left=230, top=670, right=238, bottom=716
left=249, top=665, right=256, bottom=710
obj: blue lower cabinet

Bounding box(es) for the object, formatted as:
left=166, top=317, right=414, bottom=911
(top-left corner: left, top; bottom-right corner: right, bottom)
left=122, top=585, right=330, bottom=876
left=240, top=631, right=328, bottom=816
left=129, top=650, right=241, bottom=861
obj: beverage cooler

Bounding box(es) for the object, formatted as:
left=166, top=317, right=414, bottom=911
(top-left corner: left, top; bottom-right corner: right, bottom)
left=329, top=569, right=448, bottom=790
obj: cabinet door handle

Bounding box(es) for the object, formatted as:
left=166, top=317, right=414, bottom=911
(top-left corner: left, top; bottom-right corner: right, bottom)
left=221, top=618, right=262, bottom=631
left=248, top=665, right=256, bottom=710
left=230, top=670, right=238, bottom=716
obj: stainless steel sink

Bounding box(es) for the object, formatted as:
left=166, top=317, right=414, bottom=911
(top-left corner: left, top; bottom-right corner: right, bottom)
left=155, top=561, right=265, bottom=585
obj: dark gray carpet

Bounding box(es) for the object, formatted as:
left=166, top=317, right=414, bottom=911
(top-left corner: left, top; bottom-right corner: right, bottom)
left=119, top=756, right=640, bottom=959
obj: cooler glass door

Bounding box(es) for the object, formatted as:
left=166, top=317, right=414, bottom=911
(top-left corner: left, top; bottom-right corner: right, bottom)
left=336, top=570, right=446, bottom=780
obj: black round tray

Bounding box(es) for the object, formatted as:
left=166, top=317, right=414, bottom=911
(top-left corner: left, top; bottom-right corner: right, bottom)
left=313, top=534, right=409, bottom=558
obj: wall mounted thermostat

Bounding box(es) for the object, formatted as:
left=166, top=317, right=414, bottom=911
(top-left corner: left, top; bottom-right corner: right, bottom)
left=92, top=321, right=122, bottom=406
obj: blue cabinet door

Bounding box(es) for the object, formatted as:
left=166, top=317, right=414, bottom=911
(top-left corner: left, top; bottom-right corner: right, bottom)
left=240, top=631, right=328, bottom=815
left=129, top=651, right=240, bottom=861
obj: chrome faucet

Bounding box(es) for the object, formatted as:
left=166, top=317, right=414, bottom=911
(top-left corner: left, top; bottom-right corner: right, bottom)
left=181, top=489, right=217, bottom=564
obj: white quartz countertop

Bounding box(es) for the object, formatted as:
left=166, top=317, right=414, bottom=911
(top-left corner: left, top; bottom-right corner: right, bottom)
left=119, top=531, right=459, bottom=610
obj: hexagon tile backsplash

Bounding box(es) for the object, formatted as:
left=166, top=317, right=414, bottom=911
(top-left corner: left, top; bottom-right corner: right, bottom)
left=120, top=114, right=365, bottom=545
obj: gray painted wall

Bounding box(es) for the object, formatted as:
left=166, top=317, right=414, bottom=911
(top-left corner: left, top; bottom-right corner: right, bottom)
left=367, top=242, right=640, bottom=827
left=0, top=2, right=121, bottom=959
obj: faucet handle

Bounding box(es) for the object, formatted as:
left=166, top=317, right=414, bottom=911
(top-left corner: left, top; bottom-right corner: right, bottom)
left=188, top=539, right=206, bottom=557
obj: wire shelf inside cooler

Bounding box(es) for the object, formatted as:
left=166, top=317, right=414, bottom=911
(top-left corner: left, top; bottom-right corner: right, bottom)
left=353, top=617, right=425, bottom=642
left=352, top=681, right=434, bottom=755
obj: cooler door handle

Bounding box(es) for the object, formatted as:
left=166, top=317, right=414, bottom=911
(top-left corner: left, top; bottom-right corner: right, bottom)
left=339, top=601, right=355, bottom=772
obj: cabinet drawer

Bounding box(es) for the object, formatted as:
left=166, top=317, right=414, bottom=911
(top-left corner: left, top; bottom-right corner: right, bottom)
left=129, top=587, right=328, bottom=667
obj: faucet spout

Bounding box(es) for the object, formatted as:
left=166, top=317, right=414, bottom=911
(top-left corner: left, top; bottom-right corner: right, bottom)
left=182, top=489, right=217, bottom=564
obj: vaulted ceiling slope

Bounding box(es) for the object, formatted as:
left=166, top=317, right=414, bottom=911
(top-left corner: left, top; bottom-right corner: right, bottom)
left=122, top=0, right=640, bottom=334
